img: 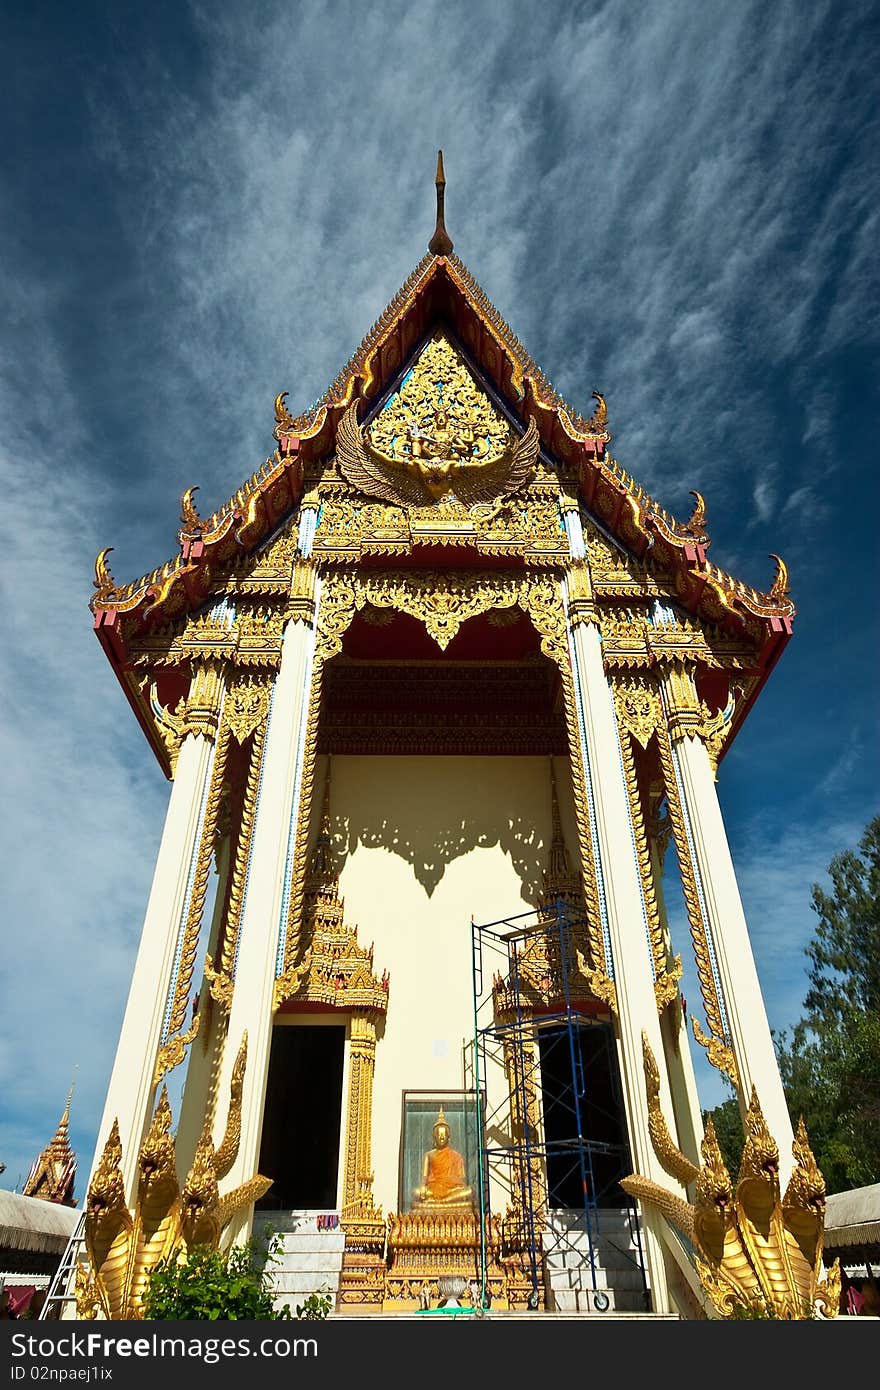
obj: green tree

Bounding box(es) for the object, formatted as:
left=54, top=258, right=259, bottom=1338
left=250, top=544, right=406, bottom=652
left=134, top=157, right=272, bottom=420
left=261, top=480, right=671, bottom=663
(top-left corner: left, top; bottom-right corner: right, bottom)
left=776, top=814, right=880, bottom=1191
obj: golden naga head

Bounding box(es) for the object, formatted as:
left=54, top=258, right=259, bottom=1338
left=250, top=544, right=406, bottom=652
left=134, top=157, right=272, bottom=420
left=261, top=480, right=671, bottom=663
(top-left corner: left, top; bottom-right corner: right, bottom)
left=768, top=552, right=790, bottom=601
left=93, top=547, right=120, bottom=605
left=87, top=1120, right=127, bottom=1218
left=588, top=390, right=608, bottom=432
left=685, top=489, right=708, bottom=537
left=179, top=485, right=203, bottom=535
left=621, top=1040, right=840, bottom=1319
left=274, top=390, right=295, bottom=432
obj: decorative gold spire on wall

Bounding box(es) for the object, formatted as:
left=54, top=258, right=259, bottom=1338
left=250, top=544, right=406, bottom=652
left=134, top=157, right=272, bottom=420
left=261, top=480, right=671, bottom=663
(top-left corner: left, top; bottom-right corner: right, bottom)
left=541, top=759, right=581, bottom=904
left=428, top=149, right=453, bottom=256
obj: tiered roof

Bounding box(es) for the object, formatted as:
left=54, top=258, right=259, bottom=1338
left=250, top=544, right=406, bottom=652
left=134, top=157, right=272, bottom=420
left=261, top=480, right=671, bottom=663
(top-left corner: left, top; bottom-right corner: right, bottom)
left=92, top=157, right=794, bottom=762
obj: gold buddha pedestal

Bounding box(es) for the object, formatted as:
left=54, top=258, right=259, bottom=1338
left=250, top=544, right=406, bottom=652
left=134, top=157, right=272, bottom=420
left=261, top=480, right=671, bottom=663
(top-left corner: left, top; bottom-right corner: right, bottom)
left=382, top=1109, right=508, bottom=1311
left=382, top=1206, right=509, bottom=1312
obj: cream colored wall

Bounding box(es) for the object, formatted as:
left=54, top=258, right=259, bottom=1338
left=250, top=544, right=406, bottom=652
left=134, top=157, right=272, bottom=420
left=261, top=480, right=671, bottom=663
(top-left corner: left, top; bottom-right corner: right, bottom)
left=328, top=754, right=576, bottom=1218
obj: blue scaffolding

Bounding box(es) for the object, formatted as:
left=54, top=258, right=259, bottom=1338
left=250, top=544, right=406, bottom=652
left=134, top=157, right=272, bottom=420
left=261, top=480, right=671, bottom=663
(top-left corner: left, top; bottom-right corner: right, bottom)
left=470, top=896, right=648, bottom=1312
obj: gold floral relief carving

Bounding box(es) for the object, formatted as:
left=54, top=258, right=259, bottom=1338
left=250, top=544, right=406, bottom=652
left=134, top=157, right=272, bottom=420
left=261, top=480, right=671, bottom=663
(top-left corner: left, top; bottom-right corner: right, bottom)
left=312, top=490, right=565, bottom=563
left=611, top=676, right=662, bottom=749
left=224, top=676, right=271, bottom=745
left=369, top=332, right=512, bottom=466
left=336, top=331, right=539, bottom=511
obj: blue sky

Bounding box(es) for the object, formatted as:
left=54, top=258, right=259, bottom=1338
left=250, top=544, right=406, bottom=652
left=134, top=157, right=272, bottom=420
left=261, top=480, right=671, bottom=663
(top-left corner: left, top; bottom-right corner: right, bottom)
left=1, top=0, right=877, bottom=1197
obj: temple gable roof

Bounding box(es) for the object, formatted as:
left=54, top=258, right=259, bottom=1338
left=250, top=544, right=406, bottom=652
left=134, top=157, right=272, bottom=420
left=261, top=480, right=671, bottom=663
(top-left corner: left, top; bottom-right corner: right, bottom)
left=91, top=166, right=794, bottom=768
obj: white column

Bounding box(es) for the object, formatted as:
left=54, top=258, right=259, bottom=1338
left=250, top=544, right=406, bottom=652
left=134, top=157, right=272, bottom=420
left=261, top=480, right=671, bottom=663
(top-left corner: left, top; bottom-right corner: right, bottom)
left=214, top=611, right=317, bottom=1232
left=214, top=516, right=320, bottom=1234
left=673, top=731, right=794, bottom=1179
left=569, top=614, right=674, bottom=1310
left=88, top=730, right=214, bottom=1200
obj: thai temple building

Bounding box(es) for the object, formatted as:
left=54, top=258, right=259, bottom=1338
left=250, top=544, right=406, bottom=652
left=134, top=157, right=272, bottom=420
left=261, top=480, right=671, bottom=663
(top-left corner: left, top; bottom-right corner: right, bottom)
left=78, top=156, right=804, bottom=1318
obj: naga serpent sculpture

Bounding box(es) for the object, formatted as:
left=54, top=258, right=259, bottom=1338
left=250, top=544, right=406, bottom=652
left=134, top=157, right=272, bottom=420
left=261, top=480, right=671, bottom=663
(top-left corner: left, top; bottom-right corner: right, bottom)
left=76, top=1033, right=271, bottom=1320
left=620, top=1033, right=840, bottom=1319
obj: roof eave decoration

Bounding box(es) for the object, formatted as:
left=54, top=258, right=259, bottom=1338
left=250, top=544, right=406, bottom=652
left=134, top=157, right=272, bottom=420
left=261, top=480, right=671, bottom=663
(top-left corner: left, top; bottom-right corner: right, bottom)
left=91, top=240, right=794, bottom=752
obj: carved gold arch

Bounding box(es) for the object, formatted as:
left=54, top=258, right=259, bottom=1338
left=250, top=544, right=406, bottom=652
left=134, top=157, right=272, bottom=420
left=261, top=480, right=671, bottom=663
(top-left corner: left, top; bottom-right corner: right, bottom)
left=273, top=567, right=615, bottom=1011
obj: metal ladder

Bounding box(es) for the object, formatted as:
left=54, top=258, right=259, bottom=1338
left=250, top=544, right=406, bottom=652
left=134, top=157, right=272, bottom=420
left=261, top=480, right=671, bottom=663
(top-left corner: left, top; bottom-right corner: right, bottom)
left=38, top=1211, right=86, bottom=1319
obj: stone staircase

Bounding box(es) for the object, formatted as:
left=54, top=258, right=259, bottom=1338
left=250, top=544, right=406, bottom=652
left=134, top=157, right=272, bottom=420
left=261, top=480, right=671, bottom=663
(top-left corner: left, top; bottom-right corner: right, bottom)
left=252, top=1210, right=344, bottom=1314
left=542, top=1207, right=650, bottom=1313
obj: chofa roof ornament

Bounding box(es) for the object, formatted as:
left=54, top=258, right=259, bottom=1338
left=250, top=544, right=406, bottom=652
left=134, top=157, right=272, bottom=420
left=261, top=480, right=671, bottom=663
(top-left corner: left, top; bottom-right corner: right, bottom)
left=428, top=149, right=453, bottom=257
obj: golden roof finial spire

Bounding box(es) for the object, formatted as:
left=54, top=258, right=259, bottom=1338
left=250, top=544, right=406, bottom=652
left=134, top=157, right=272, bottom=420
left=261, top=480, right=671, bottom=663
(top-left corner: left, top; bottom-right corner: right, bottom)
left=428, top=149, right=453, bottom=257
left=23, top=1072, right=78, bottom=1206
left=60, top=1071, right=76, bottom=1129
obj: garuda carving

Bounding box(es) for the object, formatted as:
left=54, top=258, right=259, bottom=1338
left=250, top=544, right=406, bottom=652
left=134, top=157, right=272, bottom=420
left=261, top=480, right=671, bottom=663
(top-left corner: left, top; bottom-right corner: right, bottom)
left=336, top=400, right=539, bottom=509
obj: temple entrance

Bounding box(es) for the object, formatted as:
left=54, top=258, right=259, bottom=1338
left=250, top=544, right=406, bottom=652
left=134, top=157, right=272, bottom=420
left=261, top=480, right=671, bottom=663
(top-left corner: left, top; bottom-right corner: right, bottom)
left=538, top=1019, right=631, bottom=1210
left=256, top=1024, right=345, bottom=1210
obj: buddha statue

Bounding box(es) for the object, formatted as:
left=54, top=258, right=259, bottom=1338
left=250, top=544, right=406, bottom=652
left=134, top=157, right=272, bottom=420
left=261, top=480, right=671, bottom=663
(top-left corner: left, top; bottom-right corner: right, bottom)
left=413, top=1107, right=474, bottom=1207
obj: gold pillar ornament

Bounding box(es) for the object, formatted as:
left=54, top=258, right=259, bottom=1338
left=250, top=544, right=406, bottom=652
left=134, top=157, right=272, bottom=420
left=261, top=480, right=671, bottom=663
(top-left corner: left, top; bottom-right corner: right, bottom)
left=654, top=718, right=738, bottom=1087
left=661, top=662, right=702, bottom=743
left=621, top=1039, right=840, bottom=1320
left=184, top=660, right=224, bottom=741
left=565, top=557, right=595, bottom=627
left=286, top=557, right=317, bottom=624
left=341, top=1013, right=380, bottom=1222
left=153, top=717, right=234, bottom=1084
left=610, top=676, right=683, bottom=1013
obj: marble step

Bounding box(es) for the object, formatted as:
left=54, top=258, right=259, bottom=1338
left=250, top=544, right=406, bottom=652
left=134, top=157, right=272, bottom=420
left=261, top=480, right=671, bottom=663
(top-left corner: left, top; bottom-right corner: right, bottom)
left=550, top=1288, right=650, bottom=1314
left=260, top=1231, right=346, bottom=1255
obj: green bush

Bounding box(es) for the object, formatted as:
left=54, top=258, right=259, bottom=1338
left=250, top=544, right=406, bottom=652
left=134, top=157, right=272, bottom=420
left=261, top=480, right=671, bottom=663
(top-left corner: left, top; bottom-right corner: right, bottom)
left=142, top=1234, right=332, bottom=1321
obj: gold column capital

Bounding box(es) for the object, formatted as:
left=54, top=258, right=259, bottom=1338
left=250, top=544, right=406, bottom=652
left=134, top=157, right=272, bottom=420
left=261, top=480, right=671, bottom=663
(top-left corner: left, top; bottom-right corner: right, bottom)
left=558, top=486, right=581, bottom=515
left=286, top=557, right=317, bottom=625
left=661, top=662, right=701, bottom=742
left=185, top=660, right=225, bottom=742
left=566, top=558, right=596, bottom=627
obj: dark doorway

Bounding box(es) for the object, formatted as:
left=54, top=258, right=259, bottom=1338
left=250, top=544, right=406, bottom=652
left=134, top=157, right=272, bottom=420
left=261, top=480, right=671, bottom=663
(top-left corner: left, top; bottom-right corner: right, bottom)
left=538, top=1020, right=631, bottom=1209
left=256, top=1025, right=345, bottom=1210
